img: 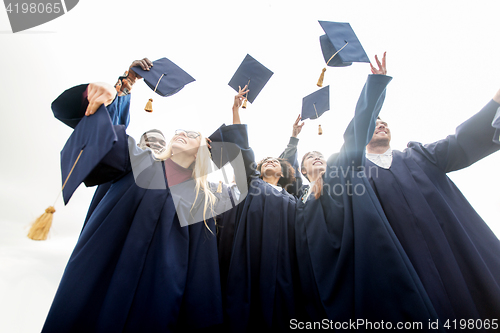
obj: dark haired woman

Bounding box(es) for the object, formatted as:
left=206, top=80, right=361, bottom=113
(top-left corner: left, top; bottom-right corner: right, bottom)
left=218, top=86, right=300, bottom=332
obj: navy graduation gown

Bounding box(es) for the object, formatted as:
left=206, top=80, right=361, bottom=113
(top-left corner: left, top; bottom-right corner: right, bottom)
left=42, top=121, right=239, bottom=332
left=51, top=84, right=132, bottom=228
left=366, top=99, right=500, bottom=323
left=291, top=74, right=443, bottom=328
left=215, top=125, right=299, bottom=332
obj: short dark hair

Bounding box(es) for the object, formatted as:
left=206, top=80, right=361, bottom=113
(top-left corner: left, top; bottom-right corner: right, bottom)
left=141, top=129, right=164, bottom=137
left=257, top=157, right=296, bottom=194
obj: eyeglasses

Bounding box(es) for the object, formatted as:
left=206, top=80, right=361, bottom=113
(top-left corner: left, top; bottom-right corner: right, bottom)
left=175, top=129, right=200, bottom=139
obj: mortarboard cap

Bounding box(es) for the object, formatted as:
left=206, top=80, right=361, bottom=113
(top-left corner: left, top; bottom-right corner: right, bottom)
left=60, top=105, right=120, bottom=204
left=228, top=54, right=273, bottom=108
left=301, top=86, right=330, bottom=135
left=132, top=57, right=195, bottom=112
left=316, top=21, right=370, bottom=87
left=208, top=124, right=241, bottom=169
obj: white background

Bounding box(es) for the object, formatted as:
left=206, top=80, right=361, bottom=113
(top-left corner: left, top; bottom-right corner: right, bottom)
left=1, top=1, right=500, bottom=331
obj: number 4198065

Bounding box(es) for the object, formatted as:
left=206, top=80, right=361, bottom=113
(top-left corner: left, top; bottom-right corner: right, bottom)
left=5, top=3, right=61, bottom=14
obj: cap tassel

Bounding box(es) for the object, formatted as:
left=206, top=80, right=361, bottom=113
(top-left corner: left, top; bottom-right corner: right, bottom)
left=317, top=41, right=349, bottom=87
left=145, top=98, right=153, bottom=112
left=217, top=180, right=223, bottom=193
left=242, top=98, right=248, bottom=109
left=317, top=68, right=326, bottom=87
left=27, top=149, right=84, bottom=241
left=27, top=206, right=56, bottom=240
left=318, top=124, right=323, bottom=135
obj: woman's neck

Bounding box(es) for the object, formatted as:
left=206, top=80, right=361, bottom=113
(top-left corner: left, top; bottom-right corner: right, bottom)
left=262, top=175, right=280, bottom=186
left=170, top=153, right=195, bottom=169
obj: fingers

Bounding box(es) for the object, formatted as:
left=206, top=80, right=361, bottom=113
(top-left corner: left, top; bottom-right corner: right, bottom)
left=131, top=58, right=153, bottom=71
left=85, top=82, right=116, bottom=116
left=294, top=114, right=301, bottom=125
left=375, top=55, right=382, bottom=69
left=144, top=57, right=153, bottom=68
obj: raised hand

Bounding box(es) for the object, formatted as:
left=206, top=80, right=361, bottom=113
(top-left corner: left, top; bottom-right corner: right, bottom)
left=233, top=85, right=249, bottom=110
left=86, top=82, right=117, bottom=116
left=370, top=52, right=387, bottom=75
left=292, top=114, right=305, bottom=138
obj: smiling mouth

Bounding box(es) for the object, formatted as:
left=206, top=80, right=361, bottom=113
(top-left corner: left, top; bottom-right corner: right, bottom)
left=176, top=137, right=187, bottom=144
left=313, top=161, right=323, bottom=165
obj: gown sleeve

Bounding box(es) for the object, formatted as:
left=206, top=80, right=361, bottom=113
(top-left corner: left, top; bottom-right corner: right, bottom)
left=408, top=99, right=500, bottom=173
left=52, top=83, right=131, bottom=128
left=279, top=137, right=304, bottom=197
left=340, top=74, right=393, bottom=168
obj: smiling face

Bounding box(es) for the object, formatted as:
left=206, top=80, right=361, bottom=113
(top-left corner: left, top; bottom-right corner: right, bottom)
left=170, top=129, right=202, bottom=158
left=260, top=157, right=283, bottom=178
left=369, top=119, right=391, bottom=146
left=139, top=132, right=167, bottom=154
left=301, top=151, right=326, bottom=182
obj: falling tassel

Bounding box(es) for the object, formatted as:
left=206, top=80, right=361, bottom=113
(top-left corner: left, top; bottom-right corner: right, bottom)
left=27, top=206, right=56, bottom=241
left=145, top=98, right=153, bottom=112
left=318, top=124, right=323, bottom=135
left=242, top=98, right=248, bottom=109
left=217, top=180, right=223, bottom=193
left=317, top=68, right=326, bottom=87
left=27, top=149, right=83, bottom=241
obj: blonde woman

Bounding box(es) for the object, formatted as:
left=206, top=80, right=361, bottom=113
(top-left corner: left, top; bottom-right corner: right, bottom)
left=42, top=82, right=249, bottom=332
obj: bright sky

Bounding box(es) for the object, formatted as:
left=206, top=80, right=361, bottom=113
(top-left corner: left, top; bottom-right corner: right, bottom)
left=1, top=1, right=500, bottom=331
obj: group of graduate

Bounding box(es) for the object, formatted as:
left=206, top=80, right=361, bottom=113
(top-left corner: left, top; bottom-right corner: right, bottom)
left=39, top=52, right=500, bottom=333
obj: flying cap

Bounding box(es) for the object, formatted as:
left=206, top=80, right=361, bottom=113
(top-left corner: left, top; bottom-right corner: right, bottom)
left=132, top=57, right=195, bottom=112
left=317, top=21, right=370, bottom=87
left=319, top=21, right=370, bottom=67
left=301, top=86, right=330, bottom=135
left=132, top=57, right=195, bottom=97
left=228, top=54, right=273, bottom=107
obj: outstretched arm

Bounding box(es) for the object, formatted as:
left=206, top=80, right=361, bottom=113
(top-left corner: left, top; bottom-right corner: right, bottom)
left=340, top=52, right=392, bottom=167
left=410, top=89, right=500, bottom=173
left=52, top=58, right=152, bottom=128
left=279, top=114, right=304, bottom=196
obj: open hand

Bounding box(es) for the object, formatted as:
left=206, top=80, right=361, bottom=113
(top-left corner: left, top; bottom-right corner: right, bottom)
left=370, top=52, right=387, bottom=75
left=292, top=114, right=305, bottom=138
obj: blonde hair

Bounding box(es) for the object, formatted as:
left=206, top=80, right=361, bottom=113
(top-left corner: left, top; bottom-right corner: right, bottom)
left=156, top=132, right=218, bottom=231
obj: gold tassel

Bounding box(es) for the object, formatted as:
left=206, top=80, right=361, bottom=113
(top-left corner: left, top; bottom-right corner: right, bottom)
left=242, top=98, right=248, bottom=109
left=318, top=124, right=323, bottom=135
left=317, top=68, right=326, bottom=87
left=217, top=180, right=223, bottom=193
left=27, top=206, right=56, bottom=241
left=145, top=98, right=153, bottom=112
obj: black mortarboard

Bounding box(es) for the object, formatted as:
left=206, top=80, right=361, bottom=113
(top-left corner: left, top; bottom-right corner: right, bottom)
left=317, top=21, right=370, bottom=87
left=208, top=124, right=245, bottom=192
left=132, top=57, right=195, bottom=112
left=60, top=105, right=118, bottom=204
left=228, top=54, right=273, bottom=108
left=301, top=86, right=330, bottom=135
left=208, top=124, right=240, bottom=169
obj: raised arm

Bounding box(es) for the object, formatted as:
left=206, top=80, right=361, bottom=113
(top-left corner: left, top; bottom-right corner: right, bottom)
left=52, top=58, right=152, bottom=128
left=279, top=114, right=304, bottom=196
left=340, top=53, right=392, bottom=168
left=409, top=90, right=500, bottom=173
